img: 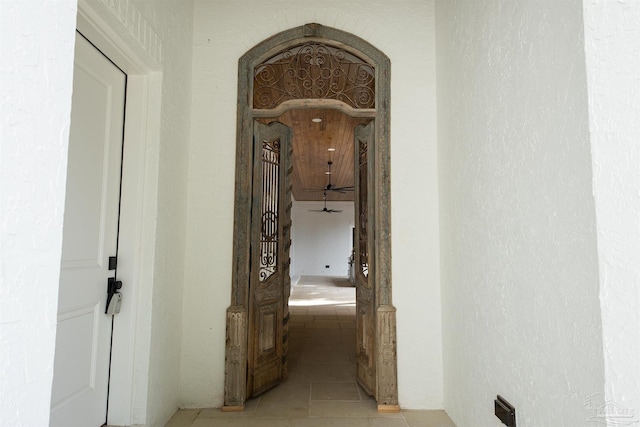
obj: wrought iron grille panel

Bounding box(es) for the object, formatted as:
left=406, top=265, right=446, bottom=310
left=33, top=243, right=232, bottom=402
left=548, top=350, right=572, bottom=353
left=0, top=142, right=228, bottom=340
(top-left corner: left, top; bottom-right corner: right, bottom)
left=358, top=139, right=369, bottom=278
left=260, top=138, right=281, bottom=282
left=254, top=42, right=375, bottom=109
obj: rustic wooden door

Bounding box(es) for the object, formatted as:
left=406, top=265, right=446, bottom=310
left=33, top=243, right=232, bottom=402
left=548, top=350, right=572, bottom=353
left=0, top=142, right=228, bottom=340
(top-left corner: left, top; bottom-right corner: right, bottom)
left=246, top=121, right=294, bottom=398
left=354, top=121, right=376, bottom=396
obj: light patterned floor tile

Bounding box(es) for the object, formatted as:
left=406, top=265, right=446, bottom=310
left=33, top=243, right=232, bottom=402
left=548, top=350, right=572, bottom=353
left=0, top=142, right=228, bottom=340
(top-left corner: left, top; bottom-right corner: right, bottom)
left=291, top=418, right=368, bottom=427
left=297, top=363, right=356, bottom=383
left=368, top=417, right=409, bottom=427
left=192, top=418, right=291, bottom=427
left=165, top=409, right=201, bottom=427
left=311, top=382, right=361, bottom=401
left=309, top=400, right=403, bottom=418
left=300, top=350, right=350, bottom=364
left=402, top=410, right=457, bottom=427
left=164, top=276, right=456, bottom=427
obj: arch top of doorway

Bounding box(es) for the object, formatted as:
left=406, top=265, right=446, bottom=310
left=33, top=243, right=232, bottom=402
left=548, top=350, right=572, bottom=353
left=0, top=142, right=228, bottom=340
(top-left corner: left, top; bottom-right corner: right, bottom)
left=238, top=24, right=391, bottom=112
left=240, top=23, right=390, bottom=70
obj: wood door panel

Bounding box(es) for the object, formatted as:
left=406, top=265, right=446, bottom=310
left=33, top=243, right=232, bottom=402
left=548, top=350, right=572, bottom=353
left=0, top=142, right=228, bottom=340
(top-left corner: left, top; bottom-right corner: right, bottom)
left=247, top=121, right=293, bottom=398
left=354, top=121, right=376, bottom=397
left=252, top=299, right=282, bottom=395
left=356, top=301, right=375, bottom=395
left=256, top=298, right=280, bottom=358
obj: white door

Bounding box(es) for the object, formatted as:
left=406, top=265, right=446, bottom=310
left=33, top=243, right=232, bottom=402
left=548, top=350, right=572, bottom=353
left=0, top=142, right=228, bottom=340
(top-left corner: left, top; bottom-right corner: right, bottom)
left=50, top=32, right=126, bottom=427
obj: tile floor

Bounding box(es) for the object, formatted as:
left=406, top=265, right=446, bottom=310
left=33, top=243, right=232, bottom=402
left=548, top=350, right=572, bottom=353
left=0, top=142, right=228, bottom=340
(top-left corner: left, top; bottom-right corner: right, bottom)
left=165, top=276, right=456, bottom=427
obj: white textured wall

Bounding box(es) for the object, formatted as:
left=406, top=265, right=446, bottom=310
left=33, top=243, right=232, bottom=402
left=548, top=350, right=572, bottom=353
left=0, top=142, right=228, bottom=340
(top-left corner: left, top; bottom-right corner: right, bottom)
left=183, top=0, right=441, bottom=409
left=436, top=1, right=604, bottom=426
left=291, top=201, right=354, bottom=278
left=0, top=1, right=77, bottom=426
left=128, top=1, right=195, bottom=425
left=583, top=1, right=640, bottom=424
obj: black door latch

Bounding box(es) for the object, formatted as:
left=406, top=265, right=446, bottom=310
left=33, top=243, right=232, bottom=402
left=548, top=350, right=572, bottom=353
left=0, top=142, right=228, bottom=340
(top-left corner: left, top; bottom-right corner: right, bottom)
left=106, top=277, right=122, bottom=314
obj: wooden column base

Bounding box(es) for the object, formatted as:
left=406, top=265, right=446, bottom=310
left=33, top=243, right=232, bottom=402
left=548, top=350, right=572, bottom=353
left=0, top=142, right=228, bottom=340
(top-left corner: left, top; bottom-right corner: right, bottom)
left=221, top=405, right=245, bottom=412
left=224, top=306, right=248, bottom=408
left=375, top=305, right=399, bottom=407
left=378, top=404, right=401, bottom=413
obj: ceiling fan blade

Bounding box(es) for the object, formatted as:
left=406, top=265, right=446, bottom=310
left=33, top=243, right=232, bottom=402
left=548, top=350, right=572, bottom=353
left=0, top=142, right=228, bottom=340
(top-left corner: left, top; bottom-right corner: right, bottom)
left=309, top=208, right=343, bottom=213
left=307, top=188, right=343, bottom=213
left=305, top=188, right=352, bottom=193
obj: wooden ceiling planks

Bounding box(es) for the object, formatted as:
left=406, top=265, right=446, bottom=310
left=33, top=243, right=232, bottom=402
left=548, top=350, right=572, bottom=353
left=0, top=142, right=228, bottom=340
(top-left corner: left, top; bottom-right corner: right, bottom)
left=269, top=108, right=368, bottom=202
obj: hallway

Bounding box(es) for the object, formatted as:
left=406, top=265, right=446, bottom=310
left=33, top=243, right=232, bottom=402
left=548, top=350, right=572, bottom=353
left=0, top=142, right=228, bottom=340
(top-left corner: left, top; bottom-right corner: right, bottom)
left=166, top=276, right=455, bottom=427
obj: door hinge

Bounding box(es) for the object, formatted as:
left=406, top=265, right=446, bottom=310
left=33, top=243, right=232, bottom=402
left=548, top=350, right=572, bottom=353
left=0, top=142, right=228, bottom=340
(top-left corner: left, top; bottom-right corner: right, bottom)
left=108, top=256, right=117, bottom=271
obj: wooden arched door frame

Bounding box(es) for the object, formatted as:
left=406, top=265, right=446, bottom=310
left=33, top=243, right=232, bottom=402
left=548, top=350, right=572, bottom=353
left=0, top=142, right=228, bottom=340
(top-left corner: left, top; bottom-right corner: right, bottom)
left=224, top=23, right=398, bottom=411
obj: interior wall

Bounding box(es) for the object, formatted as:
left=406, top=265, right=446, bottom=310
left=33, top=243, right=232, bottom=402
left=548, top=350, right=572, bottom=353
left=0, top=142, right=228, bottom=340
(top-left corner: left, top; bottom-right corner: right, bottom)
left=291, top=201, right=355, bottom=278
left=127, top=1, right=195, bottom=425
left=436, top=1, right=604, bottom=426
left=183, top=0, right=442, bottom=409
left=1, top=0, right=194, bottom=425
left=583, top=1, right=640, bottom=422
left=0, top=2, right=77, bottom=425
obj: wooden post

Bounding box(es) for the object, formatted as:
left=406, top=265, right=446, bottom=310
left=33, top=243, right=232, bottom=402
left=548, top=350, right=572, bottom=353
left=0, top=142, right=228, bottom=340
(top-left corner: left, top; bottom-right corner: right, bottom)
left=376, top=304, right=400, bottom=412
left=223, top=306, right=248, bottom=411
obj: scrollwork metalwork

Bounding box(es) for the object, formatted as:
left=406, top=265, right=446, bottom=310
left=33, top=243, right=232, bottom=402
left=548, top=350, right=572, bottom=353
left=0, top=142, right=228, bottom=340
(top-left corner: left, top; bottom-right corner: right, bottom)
left=358, top=139, right=369, bottom=278
left=262, top=139, right=280, bottom=163
left=261, top=211, right=278, bottom=240
left=254, top=43, right=375, bottom=109
left=259, top=138, right=280, bottom=282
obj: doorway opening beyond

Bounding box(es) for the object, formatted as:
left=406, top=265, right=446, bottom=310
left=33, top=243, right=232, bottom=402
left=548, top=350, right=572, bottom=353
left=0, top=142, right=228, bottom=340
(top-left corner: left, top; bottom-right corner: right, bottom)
left=247, top=275, right=368, bottom=414
left=288, top=276, right=358, bottom=387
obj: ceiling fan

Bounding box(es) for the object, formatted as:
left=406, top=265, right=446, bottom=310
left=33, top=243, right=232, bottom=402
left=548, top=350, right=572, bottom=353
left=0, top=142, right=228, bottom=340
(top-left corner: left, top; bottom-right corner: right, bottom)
left=309, top=160, right=354, bottom=193
left=309, top=192, right=343, bottom=213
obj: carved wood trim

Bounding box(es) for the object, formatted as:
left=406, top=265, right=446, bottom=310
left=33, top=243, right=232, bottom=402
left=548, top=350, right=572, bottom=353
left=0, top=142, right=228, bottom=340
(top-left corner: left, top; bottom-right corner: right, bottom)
left=253, top=42, right=375, bottom=110
left=223, top=306, right=248, bottom=407
left=253, top=99, right=376, bottom=118
left=376, top=305, right=399, bottom=406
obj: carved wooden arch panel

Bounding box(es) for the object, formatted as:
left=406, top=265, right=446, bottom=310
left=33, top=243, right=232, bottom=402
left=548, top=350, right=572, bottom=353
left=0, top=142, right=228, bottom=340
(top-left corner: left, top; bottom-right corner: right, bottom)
left=253, top=42, right=375, bottom=110
left=225, top=22, right=397, bottom=411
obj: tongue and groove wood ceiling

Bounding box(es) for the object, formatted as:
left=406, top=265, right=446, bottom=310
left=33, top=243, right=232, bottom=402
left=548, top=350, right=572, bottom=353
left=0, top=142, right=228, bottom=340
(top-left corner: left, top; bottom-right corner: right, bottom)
left=270, top=109, right=369, bottom=202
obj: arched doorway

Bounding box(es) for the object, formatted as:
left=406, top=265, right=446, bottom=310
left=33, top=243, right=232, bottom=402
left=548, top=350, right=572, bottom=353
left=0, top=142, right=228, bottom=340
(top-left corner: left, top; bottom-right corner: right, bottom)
left=223, top=23, right=398, bottom=412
